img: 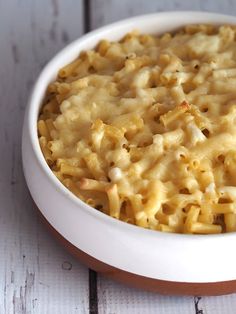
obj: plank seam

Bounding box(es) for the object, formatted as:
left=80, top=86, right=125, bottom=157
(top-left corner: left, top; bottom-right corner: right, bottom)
left=194, top=296, right=204, bottom=314
left=89, top=269, right=98, bottom=314
left=83, top=0, right=91, bottom=33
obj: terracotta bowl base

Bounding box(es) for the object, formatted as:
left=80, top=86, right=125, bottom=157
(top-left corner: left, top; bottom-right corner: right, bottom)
left=37, top=209, right=236, bottom=296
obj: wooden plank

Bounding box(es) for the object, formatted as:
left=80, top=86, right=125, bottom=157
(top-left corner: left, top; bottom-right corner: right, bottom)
left=89, top=0, right=236, bottom=29
left=200, top=295, right=236, bottom=314
left=89, top=1, right=236, bottom=313
left=97, top=277, right=194, bottom=314
left=0, top=1, right=89, bottom=313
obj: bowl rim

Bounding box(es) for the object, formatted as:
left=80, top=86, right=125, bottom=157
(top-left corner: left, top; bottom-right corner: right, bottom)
left=26, top=10, right=236, bottom=243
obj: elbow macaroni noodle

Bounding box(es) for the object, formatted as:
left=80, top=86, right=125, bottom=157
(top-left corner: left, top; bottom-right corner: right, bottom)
left=38, top=24, right=236, bottom=234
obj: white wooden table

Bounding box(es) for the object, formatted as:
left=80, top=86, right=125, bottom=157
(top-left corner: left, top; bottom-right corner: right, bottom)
left=1, top=1, right=236, bottom=313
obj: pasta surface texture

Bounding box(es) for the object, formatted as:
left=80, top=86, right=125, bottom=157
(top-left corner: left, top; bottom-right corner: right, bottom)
left=38, top=24, right=236, bottom=234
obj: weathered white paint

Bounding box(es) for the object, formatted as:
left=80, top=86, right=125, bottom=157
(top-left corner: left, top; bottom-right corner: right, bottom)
left=0, top=1, right=89, bottom=313
left=97, top=278, right=195, bottom=314
left=90, top=0, right=236, bottom=29
left=2, top=0, right=236, bottom=313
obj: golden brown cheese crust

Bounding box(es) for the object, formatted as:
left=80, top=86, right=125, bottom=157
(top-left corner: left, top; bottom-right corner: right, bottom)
left=38, top=24, right=236, bottom=234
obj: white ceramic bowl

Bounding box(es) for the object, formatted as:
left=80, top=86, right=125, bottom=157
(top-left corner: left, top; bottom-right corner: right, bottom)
left=22, top=11, right=236, bottom=295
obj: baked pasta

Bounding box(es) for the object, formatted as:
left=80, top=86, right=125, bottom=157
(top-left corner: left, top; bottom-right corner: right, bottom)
left=38, top=24, right=236, bottom=234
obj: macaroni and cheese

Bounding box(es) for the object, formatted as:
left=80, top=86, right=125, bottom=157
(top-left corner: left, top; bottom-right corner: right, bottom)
left=38, top=24, right=236, bottom=234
